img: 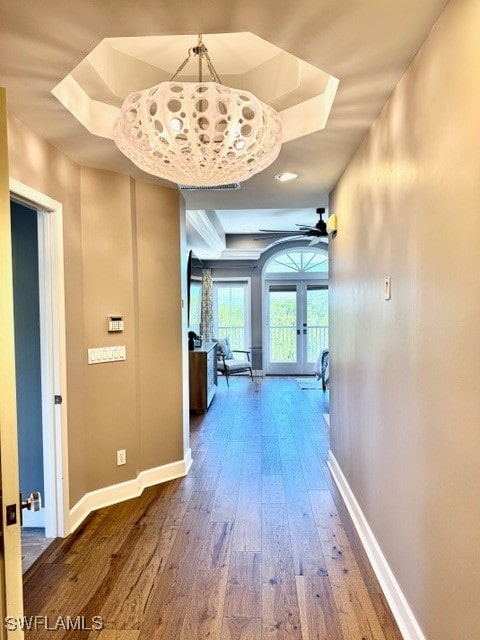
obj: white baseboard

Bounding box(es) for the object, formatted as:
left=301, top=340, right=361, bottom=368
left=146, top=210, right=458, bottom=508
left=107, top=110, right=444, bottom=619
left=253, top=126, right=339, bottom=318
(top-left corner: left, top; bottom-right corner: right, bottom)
left=21, top=506, right=45, bottom=528
left=69, top=450, right=192, bottom=534
left=327, top=451, right=426, bottom=640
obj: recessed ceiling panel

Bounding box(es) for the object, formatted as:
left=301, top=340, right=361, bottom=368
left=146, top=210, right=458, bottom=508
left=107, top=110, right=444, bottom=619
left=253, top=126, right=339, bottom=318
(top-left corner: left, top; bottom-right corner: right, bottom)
left=52, top=31, right=339, bottom=147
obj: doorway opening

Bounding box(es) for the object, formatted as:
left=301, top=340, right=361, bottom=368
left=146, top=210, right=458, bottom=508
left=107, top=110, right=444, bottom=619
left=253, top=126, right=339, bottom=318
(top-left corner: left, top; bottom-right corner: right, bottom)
left=9, top=178, right=69, bottom=573
left=263, top=247, right=328, bottom=376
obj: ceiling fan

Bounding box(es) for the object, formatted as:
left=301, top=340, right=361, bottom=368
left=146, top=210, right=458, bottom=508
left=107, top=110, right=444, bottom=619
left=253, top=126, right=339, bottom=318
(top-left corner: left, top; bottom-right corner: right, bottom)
left=254, top=207, right=328, bottom=245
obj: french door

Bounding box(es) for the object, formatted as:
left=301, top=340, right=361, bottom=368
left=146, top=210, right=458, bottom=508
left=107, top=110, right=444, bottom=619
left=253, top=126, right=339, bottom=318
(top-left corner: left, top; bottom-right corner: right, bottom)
left=265, top=280, right=328, bottom=375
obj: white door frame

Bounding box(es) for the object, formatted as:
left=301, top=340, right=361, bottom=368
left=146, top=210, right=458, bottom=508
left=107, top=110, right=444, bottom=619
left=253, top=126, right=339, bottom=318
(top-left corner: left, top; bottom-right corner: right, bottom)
left=9, top=178, right=69, bottom=539
left=261, top=246, right=329, bottom=377
left=263, top=277, right=329, bottom=376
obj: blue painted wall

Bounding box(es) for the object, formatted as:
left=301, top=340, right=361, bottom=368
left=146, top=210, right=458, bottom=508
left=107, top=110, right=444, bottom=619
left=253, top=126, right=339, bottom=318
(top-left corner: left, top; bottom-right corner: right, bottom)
left=10, top=201, right=45, bottom=501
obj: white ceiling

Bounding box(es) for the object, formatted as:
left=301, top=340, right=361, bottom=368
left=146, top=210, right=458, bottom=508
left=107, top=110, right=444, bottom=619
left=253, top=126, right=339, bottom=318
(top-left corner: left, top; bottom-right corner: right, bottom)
left=1, top=0, right=449, bottom=237
left=215, top=208, right=318, bottom=234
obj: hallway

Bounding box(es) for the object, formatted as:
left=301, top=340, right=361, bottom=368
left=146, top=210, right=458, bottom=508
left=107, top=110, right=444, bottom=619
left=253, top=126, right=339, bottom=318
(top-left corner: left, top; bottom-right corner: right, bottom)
left=23, top=377, right=402, bottom=639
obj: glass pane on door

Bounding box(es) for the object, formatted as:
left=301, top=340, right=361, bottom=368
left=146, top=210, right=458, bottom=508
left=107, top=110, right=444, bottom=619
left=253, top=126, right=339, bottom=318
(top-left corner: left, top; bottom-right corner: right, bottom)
left=268, top=289, right=297, bottom=363
left=306, top=287, right=329, bottom=363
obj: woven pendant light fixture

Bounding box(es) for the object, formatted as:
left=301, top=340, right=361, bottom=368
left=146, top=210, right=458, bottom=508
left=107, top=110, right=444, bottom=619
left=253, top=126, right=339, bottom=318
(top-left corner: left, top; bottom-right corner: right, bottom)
left=113, top=35, right=283, bottom=187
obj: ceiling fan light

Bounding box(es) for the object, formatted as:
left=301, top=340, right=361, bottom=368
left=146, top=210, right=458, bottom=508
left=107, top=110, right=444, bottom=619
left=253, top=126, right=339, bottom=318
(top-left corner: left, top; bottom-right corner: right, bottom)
left=274, top=171, right=298, bottom=182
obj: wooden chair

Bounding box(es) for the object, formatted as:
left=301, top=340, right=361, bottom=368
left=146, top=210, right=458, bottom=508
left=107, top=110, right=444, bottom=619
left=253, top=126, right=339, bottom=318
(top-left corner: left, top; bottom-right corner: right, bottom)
left=216, top=337, right=254, bottom=386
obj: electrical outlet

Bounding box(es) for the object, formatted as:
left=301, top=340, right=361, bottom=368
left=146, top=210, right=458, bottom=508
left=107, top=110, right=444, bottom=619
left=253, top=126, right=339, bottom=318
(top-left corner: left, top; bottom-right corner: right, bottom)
left=117, top=449, right=126, bottom=466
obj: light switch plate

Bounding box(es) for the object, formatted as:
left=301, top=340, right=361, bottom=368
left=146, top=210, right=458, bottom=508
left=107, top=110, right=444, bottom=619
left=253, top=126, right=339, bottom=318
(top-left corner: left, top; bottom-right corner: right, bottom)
left=385, top=276, right=391, bottom=300
left=88, top=345, right=126, bottom=364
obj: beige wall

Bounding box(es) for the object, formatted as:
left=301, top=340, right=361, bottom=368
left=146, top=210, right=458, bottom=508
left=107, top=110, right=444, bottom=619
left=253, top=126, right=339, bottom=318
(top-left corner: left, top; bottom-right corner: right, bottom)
left=80, top=168, right=139, bottom=491
left=7, top=115, right=185, bottom=505
left=329, top=0, right=480, bottom=637
left=8, top=114, right=88, bottom=505
left=135, top=180, right=185, bottom=470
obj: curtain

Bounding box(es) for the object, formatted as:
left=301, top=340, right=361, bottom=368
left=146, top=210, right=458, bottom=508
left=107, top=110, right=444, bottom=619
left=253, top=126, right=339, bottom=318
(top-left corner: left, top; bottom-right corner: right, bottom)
left=200, top=268, right=213, bottom=341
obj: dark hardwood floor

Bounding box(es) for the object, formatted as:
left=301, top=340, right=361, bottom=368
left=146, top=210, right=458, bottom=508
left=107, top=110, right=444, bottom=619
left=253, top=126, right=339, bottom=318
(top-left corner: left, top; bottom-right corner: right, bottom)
left=23, top=377, right=403, bottom=639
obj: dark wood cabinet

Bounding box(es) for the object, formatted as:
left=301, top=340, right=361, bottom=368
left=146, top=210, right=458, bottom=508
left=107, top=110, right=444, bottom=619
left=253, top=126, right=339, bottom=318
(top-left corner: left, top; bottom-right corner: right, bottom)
left=189, top=342, right=217, bottom=413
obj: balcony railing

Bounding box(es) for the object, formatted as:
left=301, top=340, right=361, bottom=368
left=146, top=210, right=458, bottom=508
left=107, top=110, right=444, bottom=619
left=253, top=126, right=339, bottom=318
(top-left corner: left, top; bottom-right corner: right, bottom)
left=307, top=325, right=329, bottom=361
left=269, top=325, right=328, bottom=363
left=215, top=325, right=328, bottom=364
left=217, top=327, right=245, bottom=351
left=269, top=327, right=296, bottom=362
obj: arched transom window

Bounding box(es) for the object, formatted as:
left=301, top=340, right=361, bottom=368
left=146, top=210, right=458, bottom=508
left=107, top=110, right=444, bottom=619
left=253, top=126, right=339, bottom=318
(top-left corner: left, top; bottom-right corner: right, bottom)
left=265, top=249, right=328, bottom=274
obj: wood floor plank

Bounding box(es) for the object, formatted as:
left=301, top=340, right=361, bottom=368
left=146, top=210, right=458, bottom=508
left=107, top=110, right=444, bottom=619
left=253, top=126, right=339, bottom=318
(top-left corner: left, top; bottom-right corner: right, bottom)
left=227, top=417, right=249, bottom=442
left=221, top=617, right=262, bottom=640
left=281, top=459, right=328, bottom=577
left=211, top=440, right=245, bottom=522
left=232, top=518, right=261, bottom=554
left=370, top=594, right=404, bottom=640
left=98, top=496, right=189, bottom=629
left=224, top=552, right=261, bottom=618
left=279, top=457, right=307, bottom=496
left=193, top=444, right=229, bottom=491
left=261, top=436, right=282, bottom=474
left=23, top=378, right=402, bottom=640
left=292, top=431, right=329, bottom=491
left=23, top=562, right=77, bottom=617
left=277, top=434, right=299, bottom=462
left=309, top=490, right=387, bottom=640
left=43, top=510, right=107, bottom=566
left=243, top=429, right=262, bottom=453
left=97, top=631, right=140, bottom=640
left=262, top=581, right=303, bottom=640
left=23, top=525, right=139, bottom=640
left=261, top=474, right=285, bottom=503
left=189, top=448, right=208, bottom=474
left=296, top=575, right=344, bottom=640
left=137, top=490, right=216, bottom=639
left=234, top=451, right=261, bottom=552
left=261, top=503, right=302, bottom=639
left=285, top=495, right=328, bottom=578
left=304, top=425, right=329, bottom=462
left=309, top=488, right=382, bottom=595
left=180, top=521, right=234, bottom=640
left=236, top=450, right=262, bottom=510
left=261, top=503, right=294, bottom=582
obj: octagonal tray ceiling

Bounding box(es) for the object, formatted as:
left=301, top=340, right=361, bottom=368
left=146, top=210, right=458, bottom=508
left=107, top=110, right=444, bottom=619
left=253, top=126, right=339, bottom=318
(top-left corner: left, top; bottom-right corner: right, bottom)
left=52, top=32, right=339, bottom=147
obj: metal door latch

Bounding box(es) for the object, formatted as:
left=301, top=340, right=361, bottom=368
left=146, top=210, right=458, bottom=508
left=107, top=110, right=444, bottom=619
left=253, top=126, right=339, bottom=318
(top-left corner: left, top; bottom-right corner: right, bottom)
left=21, top=491, right=42, bottom=512
left=20, top=491, right=42, bottom=525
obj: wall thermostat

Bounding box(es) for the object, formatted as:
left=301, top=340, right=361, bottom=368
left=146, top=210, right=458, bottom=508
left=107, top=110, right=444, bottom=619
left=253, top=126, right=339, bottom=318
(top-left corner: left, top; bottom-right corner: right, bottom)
left=108, top=315, right=124, bottom=332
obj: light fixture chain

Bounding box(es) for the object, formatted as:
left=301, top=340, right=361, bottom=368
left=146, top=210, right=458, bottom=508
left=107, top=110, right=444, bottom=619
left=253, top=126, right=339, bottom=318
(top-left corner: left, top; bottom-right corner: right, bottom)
left=203, top=51, right=222, bottom=84
left=170, top=35, right=222, bottom=84
left=199, top=34, right=203, bottom=82
left=170, top=48, right=193, bottom=81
